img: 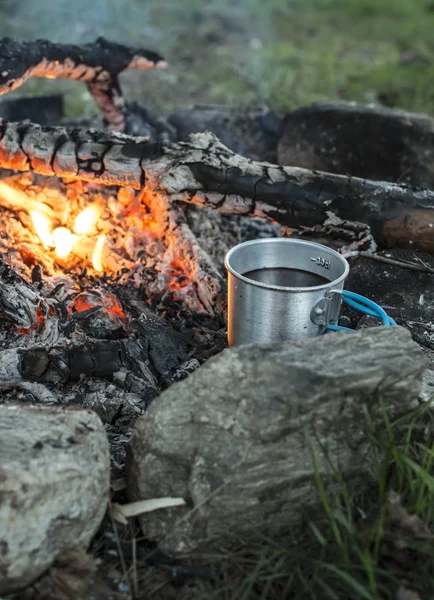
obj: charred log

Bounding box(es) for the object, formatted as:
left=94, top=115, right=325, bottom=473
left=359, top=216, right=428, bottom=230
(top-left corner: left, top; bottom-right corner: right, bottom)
left=0, top=37, right=166, bottom=132
left=278, top=101, right=434, bottom=189
left=0, top=323, right=188, bottom=400
left=17, top=340, right=158, bottom=399
left=0, top=94, right=64, bottom=125
left=168, top=104, right=283, bottom=162
left=0, top=256, right=190, bottom=394
left=0, top=121, right=433, bottom=252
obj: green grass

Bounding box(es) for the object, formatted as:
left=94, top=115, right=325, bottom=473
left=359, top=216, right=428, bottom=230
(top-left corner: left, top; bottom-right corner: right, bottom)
left=4, top=0, right=434, bottom=117
left=149, top=401, right=434, bottom=600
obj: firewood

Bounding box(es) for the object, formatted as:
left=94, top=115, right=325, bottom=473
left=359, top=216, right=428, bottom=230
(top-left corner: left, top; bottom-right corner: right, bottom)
left=0, top=37, right=166, bottom=132
left=0, top=121, right=433, bottom=253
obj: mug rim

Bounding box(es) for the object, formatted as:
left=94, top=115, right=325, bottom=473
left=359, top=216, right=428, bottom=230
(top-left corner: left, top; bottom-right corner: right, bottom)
left=224, top=238, right=350, bottom=293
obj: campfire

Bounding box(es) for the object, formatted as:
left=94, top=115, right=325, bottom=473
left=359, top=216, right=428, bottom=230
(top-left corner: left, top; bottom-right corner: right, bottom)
left=0, top=35, right=433, bottom=600
left=0, top=41, right=432, bottom=436
left=0, top=166, right=231, bottom=423
left=0, top=37, right=432, bottom=452
left=0, top=173, right=203, bottom=331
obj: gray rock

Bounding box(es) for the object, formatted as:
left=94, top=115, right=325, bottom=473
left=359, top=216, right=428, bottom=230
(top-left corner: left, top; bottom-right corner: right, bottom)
left=0, top=404, right=110, bottom=595
left=127, top=327, right=427, bottom=556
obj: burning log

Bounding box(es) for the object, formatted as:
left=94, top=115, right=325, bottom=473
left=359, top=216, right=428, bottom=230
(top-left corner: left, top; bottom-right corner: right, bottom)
left=0, top=121, right=433, bottom=253
left=0, top=171, right=224, bottom=315
left=0, top=38, right=166, bottom=132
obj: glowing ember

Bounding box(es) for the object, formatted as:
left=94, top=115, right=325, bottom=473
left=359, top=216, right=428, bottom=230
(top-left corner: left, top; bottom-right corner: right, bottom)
left=30, top=210, right=54, bottom=248
left=70, top=292, right=129, bottom=326
left=92, top=233, right=106, bottom=272
left=52, top=227, right=75, bottom=258
left=18, top=305, right=46, bottom=334
left=73, top=204, right=102, bottom=235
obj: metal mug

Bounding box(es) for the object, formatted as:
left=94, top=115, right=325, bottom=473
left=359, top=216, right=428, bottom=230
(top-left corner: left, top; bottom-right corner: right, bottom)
left=224, top=238, right=350, bottom=346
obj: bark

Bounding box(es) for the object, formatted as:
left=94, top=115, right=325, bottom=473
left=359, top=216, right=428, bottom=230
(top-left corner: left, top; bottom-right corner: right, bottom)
left=0, top=37, right=166, bottom=132
left=0, top=121, right=434, bottom=252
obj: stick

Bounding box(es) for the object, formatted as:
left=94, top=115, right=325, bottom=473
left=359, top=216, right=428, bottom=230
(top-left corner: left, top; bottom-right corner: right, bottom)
left=359, top=252, right=434, bottom=274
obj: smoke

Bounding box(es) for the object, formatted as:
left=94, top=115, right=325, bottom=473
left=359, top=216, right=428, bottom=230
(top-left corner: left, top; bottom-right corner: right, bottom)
left=0, top=0, right=286, bottom=112
left=0, top=0, right=154, bottom=44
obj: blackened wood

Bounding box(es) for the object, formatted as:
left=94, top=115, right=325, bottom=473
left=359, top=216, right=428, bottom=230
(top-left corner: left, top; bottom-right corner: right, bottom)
left=0, top=94, right=64, bottom=125
left=18, top=339, right=152, bottom=384
left=0, top=37, right=166, bottom=132
left=0, top=122, right=433, bottom=252
left=278, top=101, right=434, bottom=189
left=0, top=330, right=186, bottom=400
left=0, top=257, right=189, bottom=387
left=168, top=104, right=283, bottom=162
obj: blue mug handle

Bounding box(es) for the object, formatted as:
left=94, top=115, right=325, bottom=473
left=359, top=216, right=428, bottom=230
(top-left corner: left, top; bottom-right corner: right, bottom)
left=326, top=290, right=397, bottom=332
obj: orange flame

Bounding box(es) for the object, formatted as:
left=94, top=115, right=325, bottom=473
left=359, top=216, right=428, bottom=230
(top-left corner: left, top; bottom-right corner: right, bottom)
left=92, top=233, right=106, bottom=272
left=0, top=182, right=107, bottom=271
left=73, top=204, right=103, bottom=235
left=70, top=293, right=129, bottom=325
left=30, top=210, right=54, bottom=248
left=0, top=181, right=54, bottom=218
left=52, top=227, right=75, bottom=258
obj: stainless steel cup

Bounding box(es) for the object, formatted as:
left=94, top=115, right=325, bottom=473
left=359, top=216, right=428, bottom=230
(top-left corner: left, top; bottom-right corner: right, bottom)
left=224, top=238, right=350, bottom=346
